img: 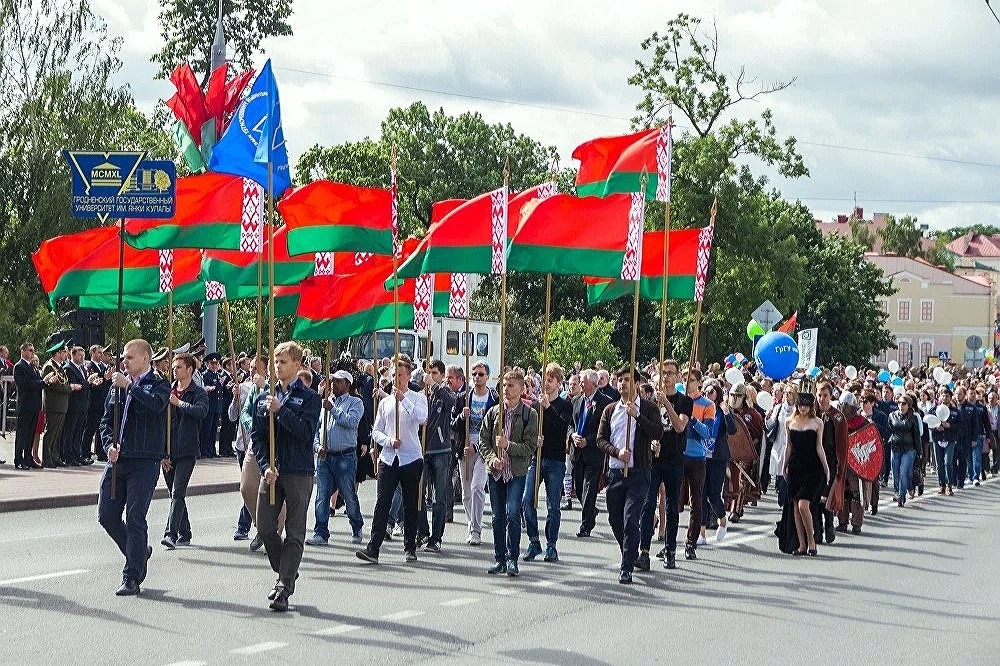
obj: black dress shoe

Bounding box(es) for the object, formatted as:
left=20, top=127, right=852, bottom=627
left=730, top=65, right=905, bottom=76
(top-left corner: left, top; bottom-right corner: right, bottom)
left=355, top=548, right=379, bottom=564
left=115, top=578, right=140, bottom=596
left=27, top=461, right=42, bottom=469
left=487, top=561, right=506, bottom=575
left=635, top=552, right=650, bottom=571
left=619, top=570, right=633, bottom=585
left=684, top=546, right=697, bottom=560
left=665, top=551, right=677, bottom=569
left=269, top=588, right=289, bottom=612
left=576, top=530, right=591, bottom=538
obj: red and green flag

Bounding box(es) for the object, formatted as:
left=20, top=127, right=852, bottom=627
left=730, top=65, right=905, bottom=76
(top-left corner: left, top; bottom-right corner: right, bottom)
left=201, top=226, right=315, bottom=287
left=507, top=191, right=645, bottom=279
left=124, top=172, right=264, bottom=251
left=278, top=180, right=394, bottom=257
left=573, top=126, right=672, bottom=202
left=78, top=281, right=259, bottom=310
left=583, top=228, right=700, bottom=304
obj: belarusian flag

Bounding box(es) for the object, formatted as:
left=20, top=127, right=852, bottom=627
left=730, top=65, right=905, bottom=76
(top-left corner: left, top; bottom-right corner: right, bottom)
left=279, top=180, right=394, bottom=257
left=78, top=281, right=259, bottom=310
left=413, top=272, right=460, bottom=332
left=201, top=226, right=314, bottom=287
left=507, top=192, right=645, bottom=279
left=573, top=126, right=672, bottom=202
left=32, top=227, right=200, bottom=308
left=294, top=243, right=418, bottom=340
left=271, top=285, right=301, bottom=318
left=124, top=172, right=264, bottom=252
left=583, top=228, right=700, bottom=304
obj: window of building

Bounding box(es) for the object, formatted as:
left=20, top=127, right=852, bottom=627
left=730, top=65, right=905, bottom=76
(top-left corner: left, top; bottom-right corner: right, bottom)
left=920, top=341, right=932, bottom=366
left=898, top=299, right=910, bottom=322
left=446, top=330, right=459, bottom=355
left=877, top=299, right=889, bottom=316
left=920, top=299, right=934, bottom=322
left=898, top=340, right=912, bottom=367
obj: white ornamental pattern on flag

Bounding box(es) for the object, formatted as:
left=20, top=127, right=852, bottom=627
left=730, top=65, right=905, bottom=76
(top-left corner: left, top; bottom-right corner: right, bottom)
left=414, top=274, right=433, bottom=333
left=694, top=223, right=714, bottom=302
left=490, top=186, right=508, bottom=275
left=205, top=280, right=226, bottom=302
left=449, top=273, right=469, bottom=318
left=239, top=178, right=264, bottom=253
left=313, top=252, right=333, bottom=276
left=656, top=125, right=672, bottom=203
left=620, top=192, right=645, bottom=281
left=158, top=249, right=174, bottom=292
left=390, top=166, right=399, bottom=252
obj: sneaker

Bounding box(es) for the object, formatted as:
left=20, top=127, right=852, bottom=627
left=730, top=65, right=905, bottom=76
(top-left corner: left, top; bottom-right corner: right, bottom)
left=665, top=551, right=677, bottom=569
left=305, top=534, right=328, bottom=546
left=352, top=533, right=364, bottom=544
left=618, top=570, right=633, bottom=585
left=543, top=546, right=559, bottom=562
left=506, top=559, right=519, bottom=577
left=635, top=551, right=650, bottom=571
left=469, top=532, right=482, bottom=546
left=392, top=525, right=403, bottom=538
left=233, top=530, right=250, bottom=541
left=160, top=535, right=176, bottom=550
left=523, top=541, right=543, bottom=562
left=487, top=560, right=506, bottom=575
left=405, top=550, right=418, bottom=563
left=415, top=534, right=428, bottom=549
left=975, top=480, right=981, bottom=487
left=938, top=487, right=946, bottom=495
left=655, top=547, right=667, bottom=560
left=176, top=537, right=191, bottom=546
left=561, top=500, right=573, bottom=511
left=356, top=548, right=379, bottom=564
left=696, top=535, right=707, bottom=546
left=424, top=540, right=441, bottom=553
left=383, top=529, right=394, bottom=542
left=684, top=545, right=697, bottom=560
left=715, top=525, right=727, bottom=543
left=249, top=535, right=264, bottom=552
left=465, top=533, right=474, bottom=545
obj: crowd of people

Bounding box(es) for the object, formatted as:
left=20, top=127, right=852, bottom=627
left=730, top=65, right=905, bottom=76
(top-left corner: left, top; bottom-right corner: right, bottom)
left=3, top=336, right=998, bottom=611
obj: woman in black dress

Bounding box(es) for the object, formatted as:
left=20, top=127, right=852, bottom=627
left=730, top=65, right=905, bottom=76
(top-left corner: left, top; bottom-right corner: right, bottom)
left=780, top=391, right=830, bottom=555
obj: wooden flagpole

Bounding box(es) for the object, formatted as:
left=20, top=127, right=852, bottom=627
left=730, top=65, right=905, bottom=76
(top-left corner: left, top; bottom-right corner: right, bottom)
left=112, top=212, right=124, bottom=499
left=656, top=117, right=672, bottom=458
left=463, top=311, right=472, bottom=482
left=684, top=197, right=718, bottom=389
left=391, top=147, right=401, bottom=467
left=533, top=272, right=552, bottom=507
left=418, top=327, right=430, bottom=511
left=496, top=159, right=510, bottom=468
left=267, top=160, right=277, bottom=506
left=166, top=289, right=173, bottom=457
left=321, top=340, right=332, bottom=457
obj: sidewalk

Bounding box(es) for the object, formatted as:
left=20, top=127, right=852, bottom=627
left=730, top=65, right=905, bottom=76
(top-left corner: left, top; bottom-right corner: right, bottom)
left=0, top=434, right=241, bottom=512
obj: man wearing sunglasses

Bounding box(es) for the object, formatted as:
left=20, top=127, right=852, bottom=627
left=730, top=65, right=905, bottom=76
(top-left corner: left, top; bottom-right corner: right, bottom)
left=451, top=362, right=497, bottom=546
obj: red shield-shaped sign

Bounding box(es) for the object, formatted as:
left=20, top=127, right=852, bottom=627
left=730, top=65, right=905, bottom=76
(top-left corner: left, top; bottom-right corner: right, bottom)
left=848, top=422, right=884, bottom=482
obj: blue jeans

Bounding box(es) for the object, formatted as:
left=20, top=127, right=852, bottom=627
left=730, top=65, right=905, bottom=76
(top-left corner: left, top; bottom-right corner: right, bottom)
left=313, top=449, right=363, bottom=540
left=891, top=448, right=916, bottom=503
left=968, top=436, right=984, bottom=482
left=417, top=452, right=452, bottom=543
left=97, top=458, right=160, bottom=584
left=388, top=486, right=403, bottom=529
left=934, top=442, right=956, bottom=487
left=488, top=474, right=527, bottom=564
left=522, top=458, right=566, bottom=548
left=702, top=458, right=728, bottom=526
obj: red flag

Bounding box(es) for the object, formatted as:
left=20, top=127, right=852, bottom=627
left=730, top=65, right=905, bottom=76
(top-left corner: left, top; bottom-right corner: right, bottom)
left=777, top=312, right=798, bottom=334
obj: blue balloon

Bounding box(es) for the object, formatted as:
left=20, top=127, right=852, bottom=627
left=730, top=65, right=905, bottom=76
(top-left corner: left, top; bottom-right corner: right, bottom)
left=948, top=382, right=955, bottom=390
left=675, top=382, right=685, bottom=393
left=877, top=370, right=891, bottom=383
left=808, top=367, right=822, bottom=379
left=725, top=353, right=737, bottom=364
left=753, top=332, right=800, bottom=381
left=890, top=377, right=904, bottom=387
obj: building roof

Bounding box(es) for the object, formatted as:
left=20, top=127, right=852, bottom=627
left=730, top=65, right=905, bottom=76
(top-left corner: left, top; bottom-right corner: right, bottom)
left=866, top=253, right=992, bottom=295
left=945, top=232, right=1000, bottom=258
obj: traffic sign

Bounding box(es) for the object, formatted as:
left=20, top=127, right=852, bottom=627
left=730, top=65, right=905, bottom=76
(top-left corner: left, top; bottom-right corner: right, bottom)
left=63, top=150, right=176, bottom=219
left=966, top=335, right=983, bottom=351
left=752, top=300, right=783, bottom=332
left=938, top=351, right=949, bottom=361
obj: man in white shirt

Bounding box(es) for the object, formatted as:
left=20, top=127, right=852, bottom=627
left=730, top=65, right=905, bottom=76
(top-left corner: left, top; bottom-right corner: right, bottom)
left=357, top=354, right=428, bottom=564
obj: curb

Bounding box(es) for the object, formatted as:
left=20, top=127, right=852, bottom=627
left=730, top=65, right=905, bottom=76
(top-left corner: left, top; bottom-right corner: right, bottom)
left=0, top=481, right=239, bottom=513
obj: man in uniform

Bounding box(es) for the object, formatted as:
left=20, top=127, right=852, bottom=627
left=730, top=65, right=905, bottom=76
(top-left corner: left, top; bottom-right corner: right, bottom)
left=152, top=347, right=170, bottom=379
left=200, top=352, right=225, bottom=458
left=41, top=340, right=73, bottom=468
left=217, top=357, right=238, bottom=457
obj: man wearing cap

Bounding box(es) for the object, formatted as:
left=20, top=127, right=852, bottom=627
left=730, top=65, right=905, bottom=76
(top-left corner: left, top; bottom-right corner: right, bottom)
left=217, top=357, right=238, bottom=457
left=98, top=338, right=170, bottom=595
left=200, top=352, right=225, bottom=458
left=307, top=368, right=365, bottom=546
left=41, top=341, right=72, bottom=468
left=152, top=347, right=170, bottom=379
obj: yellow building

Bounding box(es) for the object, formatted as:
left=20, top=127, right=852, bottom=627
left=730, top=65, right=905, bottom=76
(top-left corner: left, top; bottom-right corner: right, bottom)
left=866, top=253, right=992, bottom=369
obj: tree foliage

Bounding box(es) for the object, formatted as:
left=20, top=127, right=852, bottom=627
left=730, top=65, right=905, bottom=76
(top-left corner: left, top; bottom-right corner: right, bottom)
left=878, top=213, right=925, bottom=257
left=151, top=0, right=293, bottom=85
left=542, top=318, right=622, bottom=371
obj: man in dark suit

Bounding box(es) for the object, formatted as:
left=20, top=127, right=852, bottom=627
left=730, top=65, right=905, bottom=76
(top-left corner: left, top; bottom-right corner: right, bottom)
left=84, top=345, right=113, bottom=461
left=217, top=357, right=237, bottom=457
left=63, top=345, right=92, bottom=465
left=199, top=352, right=224, bottom=457
left=41, top=340, right=72, bottom=468
left=13, top=342, right=45, bottom=469
left=597, top=365, right=663, bottom=584
left=569, top=369, right=612, bottom=538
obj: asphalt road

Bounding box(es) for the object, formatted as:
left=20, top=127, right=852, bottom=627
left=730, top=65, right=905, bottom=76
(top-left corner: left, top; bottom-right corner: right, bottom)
left=2, top=475, right=999, bottom=665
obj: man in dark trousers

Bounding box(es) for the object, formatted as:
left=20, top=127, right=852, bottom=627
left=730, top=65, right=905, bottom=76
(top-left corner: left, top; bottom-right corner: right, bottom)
left=217, top=357, right=238, bottom=457
left=84, top=345, right=112, bottom=462
left=63, top=346, right=92, bottom=465
left=41, top=340, right=72, bottom=468
left=569, top=369, right=613, bottom=538
left=199, top=352, right=225, bottom=458
left=597, top=366, right=663, bottom=584
left=97, top=338, right=170, bottom=596
left=252, top=341, right=321, bottom=612
left=13, top=342, right=45, bottom=469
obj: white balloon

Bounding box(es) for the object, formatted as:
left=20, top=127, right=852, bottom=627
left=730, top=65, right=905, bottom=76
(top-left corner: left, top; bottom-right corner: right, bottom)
left=725, top=368, right=745, bottom=385
left=923, top=414, right=941, bottom=428
left=989, top=375, right=997, bottom=385
left=933, top=366, right=945, bottom=381
left=893, top=384, right=904, bottom=395
left=936, top=404, right=950, bottom=422
left=756, top=391, right=775, bottom=411
left=888, top=360, right=900, bottom=373
left=845, top=365, right=858, bottom=380
left=940, top=372, right=953, bottom=385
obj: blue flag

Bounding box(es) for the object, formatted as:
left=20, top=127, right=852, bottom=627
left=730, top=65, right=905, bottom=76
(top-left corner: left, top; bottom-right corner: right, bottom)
left=209, top=59, right=291, bottom=197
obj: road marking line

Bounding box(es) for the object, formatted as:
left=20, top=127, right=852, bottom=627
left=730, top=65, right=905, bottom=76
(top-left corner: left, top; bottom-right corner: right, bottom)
left=533, top=580, right=556, bottom=587
left=577, top=569, right=602, bottom=577
left=380, top=610, right=425, bottom=621
left=0, top=569, right=89, bottom=586
left=230, top=642, right=286, bottom=655
left=313, top=624, right=361, bottom=636
left=163, top=661, right=207, bottom=666
left=440, top=598, right=478, bottom=607
left=491, top=588, right=520, bottom=596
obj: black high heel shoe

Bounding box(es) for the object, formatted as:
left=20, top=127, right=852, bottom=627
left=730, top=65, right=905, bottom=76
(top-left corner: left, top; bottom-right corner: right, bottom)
left=792, top=549, right=807, bottom=556
left=807, top=549, right=818, bottom=556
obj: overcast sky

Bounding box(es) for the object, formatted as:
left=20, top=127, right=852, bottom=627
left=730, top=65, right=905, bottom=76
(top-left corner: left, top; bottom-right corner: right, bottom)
left=92, top=0, right=1000, bottom=231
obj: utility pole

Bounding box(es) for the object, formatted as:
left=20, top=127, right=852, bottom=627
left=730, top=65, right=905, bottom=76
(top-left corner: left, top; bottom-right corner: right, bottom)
left=202, top=0, right=226, bottom=352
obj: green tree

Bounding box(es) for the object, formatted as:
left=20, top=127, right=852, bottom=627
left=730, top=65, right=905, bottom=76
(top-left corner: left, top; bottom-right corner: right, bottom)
left=924, top=235, right=956, bottom=271
left=849, top=217, right=876, bottom=251
left=878, top=213, right=925, bottom=257
left=151, top=0, right=294, bottom=85
left=0, top=0, right=173, bottom=347
left=542, top=318, right=622, bottom=371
